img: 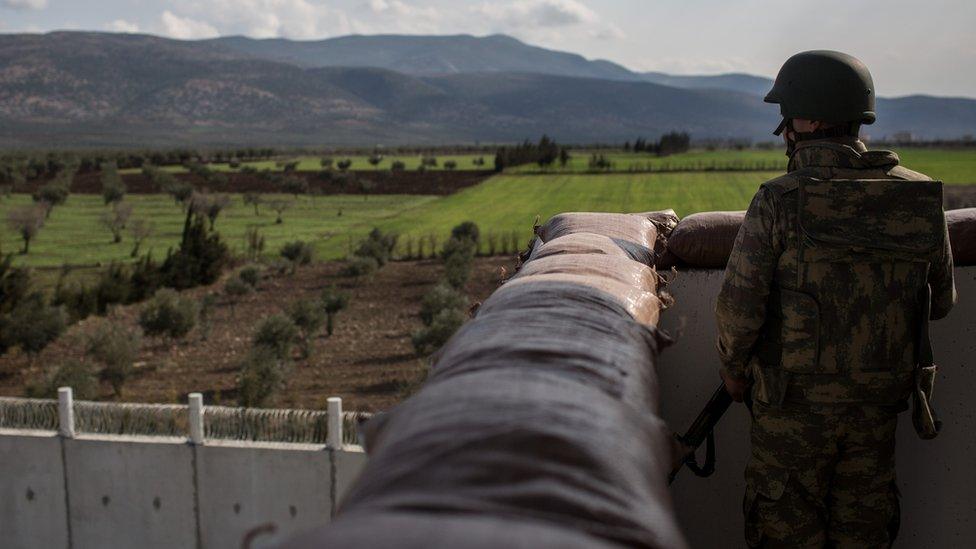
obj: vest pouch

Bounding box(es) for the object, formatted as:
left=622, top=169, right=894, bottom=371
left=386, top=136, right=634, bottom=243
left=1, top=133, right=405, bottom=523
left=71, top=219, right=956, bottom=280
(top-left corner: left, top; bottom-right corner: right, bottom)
left=777, top=288, right=822, bottom=374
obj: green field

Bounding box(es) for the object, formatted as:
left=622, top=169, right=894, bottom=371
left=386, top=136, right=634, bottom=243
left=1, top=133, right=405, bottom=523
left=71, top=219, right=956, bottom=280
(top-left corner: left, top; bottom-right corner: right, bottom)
left=6, top=146, right=976, bottom=271
left=0, top=194, right=437, bottom=269
left=379, top=171, right=779, bottom=246
left=509, top=148, right=976, bottom=184
left=119, top=154, right=491, bottom=175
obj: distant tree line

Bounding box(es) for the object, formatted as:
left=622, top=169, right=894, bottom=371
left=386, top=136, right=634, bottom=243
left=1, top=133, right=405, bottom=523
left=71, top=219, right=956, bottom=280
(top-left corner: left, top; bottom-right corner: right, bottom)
left=493, top=135, right=570, bottom=171
left=623, top=131, right=691, bottom=156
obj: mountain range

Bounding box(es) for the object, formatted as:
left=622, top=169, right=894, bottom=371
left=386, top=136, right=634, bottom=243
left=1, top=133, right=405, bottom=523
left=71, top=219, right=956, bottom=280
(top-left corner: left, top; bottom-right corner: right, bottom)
left=0, top=31, right=972, bottom=148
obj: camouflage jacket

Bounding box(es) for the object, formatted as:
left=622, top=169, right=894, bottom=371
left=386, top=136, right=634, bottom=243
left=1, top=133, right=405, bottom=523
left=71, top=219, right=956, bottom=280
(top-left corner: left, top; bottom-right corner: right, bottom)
left=715, top=138, right=956, bottom=406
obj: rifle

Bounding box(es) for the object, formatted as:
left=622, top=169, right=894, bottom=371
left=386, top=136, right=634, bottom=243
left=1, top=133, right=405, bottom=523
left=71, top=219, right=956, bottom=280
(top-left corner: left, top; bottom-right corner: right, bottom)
left=668, top=383, right=736, bottom=485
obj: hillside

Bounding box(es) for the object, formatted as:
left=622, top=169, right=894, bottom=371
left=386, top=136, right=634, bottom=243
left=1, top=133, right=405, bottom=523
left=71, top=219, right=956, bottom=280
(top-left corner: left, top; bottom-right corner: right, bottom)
left=0, top=31, right=973, bottom=147
left=207, top=33, right=639, bottom=81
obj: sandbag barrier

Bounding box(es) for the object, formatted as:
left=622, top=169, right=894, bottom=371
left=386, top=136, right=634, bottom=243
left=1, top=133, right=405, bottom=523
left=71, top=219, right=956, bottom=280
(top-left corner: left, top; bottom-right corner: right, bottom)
left=284, top=210, right=688, bottom=549
left=660, top=208, right=976, bottom=269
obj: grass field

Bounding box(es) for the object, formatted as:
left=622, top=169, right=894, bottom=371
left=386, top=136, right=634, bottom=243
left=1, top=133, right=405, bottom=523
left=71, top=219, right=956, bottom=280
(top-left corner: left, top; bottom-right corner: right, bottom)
left=509, top=148, right=976, bottom=184
left=119, top=154, right=491, bottom=175
left=0, top=194, right=437, bottom=269
left=379, top=171, right=781, bottom=247
left=7, top=146, right=976, bottom=270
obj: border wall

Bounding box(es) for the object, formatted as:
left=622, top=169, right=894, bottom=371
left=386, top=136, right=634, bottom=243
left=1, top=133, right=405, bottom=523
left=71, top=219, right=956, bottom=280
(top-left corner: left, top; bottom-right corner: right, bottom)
left=0, top=396, right=368, bottom=549
left=659, top=266, right=976, bottom=548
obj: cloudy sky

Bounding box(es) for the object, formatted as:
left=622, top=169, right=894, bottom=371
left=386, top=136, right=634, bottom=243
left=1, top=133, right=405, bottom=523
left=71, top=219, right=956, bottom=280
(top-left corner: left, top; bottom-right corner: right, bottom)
left=1, top=0, right=974, bottom=97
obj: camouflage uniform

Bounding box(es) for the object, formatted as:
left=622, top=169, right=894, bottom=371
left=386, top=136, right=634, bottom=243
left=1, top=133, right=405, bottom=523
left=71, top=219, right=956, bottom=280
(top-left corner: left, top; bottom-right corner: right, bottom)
left=715, top=137, right=956, bottom=548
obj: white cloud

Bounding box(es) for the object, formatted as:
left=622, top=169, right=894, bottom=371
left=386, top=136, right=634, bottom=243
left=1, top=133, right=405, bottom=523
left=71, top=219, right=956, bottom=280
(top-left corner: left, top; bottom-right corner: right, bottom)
left=362, top=0, right=442, bottom=34
left=106, top=19, right=140, bottom=34
left=168, top=0, right=355, bottom=40
left=1, top=0, right=48, bottom=10
left=474, top=0, right=598, bottom=28
left=160, top=10, right=220, bottom=40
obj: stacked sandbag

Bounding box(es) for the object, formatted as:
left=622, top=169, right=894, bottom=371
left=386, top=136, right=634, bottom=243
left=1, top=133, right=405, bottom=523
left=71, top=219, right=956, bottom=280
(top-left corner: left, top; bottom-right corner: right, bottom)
left=533, top=210, right=678, bottom=266
left=947, top=208, right=976, bottom=266
left=658, top=211, right=745, bottom=269
left=286, top=211, right=687, bottom=549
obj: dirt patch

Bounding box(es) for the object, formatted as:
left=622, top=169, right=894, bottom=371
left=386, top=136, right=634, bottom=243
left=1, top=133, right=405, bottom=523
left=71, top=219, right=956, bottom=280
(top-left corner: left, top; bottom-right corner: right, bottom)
left=0, top=256, right=516, bottom=412
left=21, top=170, right=494, bottom=196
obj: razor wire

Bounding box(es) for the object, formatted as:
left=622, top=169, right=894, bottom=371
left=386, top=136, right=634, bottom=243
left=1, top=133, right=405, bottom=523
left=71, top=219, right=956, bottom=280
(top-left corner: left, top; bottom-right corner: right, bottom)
left=0, top=396, right=372, bottom=445
left=0, top=397, right=59, bottom=431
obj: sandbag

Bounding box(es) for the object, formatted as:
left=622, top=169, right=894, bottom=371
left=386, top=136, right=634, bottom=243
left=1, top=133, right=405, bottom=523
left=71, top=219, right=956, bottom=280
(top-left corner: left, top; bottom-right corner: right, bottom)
left=515, top=253, right=658, bottom=292
left=488, top=274, right=662, bottom=326
left=294, top=283, right=685, bottom=549
left=528, top=232, right=655, bottom=265
left=664, top=211, right=745, bottom=268
left=636, top=209, right=680, bottom=239
left=947, top=208, right=976, bottom=266
left=535, top=212, right=659, bottom=265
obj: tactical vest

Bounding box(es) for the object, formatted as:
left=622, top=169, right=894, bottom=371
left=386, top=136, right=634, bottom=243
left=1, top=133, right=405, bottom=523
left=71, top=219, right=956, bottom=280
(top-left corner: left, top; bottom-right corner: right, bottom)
left=754, top=177, right=945, bottom=405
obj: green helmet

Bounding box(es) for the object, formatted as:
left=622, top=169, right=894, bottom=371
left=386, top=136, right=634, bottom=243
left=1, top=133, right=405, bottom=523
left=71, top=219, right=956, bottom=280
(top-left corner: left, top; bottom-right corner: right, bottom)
left=765, top=50, right=876, bottom=131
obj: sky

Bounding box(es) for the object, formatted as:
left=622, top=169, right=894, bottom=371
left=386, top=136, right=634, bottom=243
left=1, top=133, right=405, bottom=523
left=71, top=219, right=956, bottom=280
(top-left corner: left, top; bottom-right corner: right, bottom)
left=1, top=0, right=974, bottom=98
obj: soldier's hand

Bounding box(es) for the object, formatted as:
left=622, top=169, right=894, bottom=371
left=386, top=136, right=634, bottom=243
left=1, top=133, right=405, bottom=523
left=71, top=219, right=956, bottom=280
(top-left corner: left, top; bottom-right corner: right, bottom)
left=720, top=368, right=751, bottom=403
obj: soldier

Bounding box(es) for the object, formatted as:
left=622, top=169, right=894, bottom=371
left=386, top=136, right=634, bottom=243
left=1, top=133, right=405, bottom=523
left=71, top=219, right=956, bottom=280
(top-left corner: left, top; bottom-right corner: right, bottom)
left=715, top=50, right=956, bottom=548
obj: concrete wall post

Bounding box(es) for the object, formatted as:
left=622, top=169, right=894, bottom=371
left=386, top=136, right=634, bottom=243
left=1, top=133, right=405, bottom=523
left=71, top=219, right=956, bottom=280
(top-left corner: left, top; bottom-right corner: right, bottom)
left=58, top=387, right=75, bottom=439
left=327, top=397, right=343, bottom=449
left=188, top=393, right=204, bottom=445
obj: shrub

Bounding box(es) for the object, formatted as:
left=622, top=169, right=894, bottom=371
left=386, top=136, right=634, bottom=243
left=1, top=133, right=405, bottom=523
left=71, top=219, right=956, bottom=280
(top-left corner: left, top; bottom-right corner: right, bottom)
left=412, top=308, right=466, bottom=355
left=319, top=157, right=334, bottom=169
left=138, top=289, right=198, bottom=339
left=354, top=228, right=398, bottom=266
left=280, top=241, right=313, bottom=273
left=54, top=281, right=98, bottom=323
left=86, top=319, right=142, bottom=396
left=340, top=255, right=378, bottom=278
left=128, top=254, right=161, bottom=303
left=237, top=346, right=289, bottom=407
left=0, top=293, right=66, bottom=357
left=419, top=283, right=466, bottom=326
left=224, top=277, right=251, bottom=300
left=288, top=300, right=326, bottom=358
left=390, top=160, right=406, bottom=171
left=442, top=237, right=476, bottom=289
left=238, top=266, right=261, bottom=288
left=443, top=160, right=458, bottom=171
left=320, top=286, right=348, bottom=336
left=1, top=255, right=31, bottom=315
left=336, top=159, right=352, bottom=171
left=95, top=262, right=131, bottom=313
left=253, top=314, right=298, bottom=360
left=27, top=360, right=99, bottom=400
left=450, top=221, right=480, bottom=245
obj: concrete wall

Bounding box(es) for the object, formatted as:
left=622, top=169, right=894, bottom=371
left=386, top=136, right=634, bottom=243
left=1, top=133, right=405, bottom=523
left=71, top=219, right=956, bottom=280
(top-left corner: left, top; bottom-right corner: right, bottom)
left=659, top=267, right=976, bottom=548
left=0, top=429, right=366, bottom=549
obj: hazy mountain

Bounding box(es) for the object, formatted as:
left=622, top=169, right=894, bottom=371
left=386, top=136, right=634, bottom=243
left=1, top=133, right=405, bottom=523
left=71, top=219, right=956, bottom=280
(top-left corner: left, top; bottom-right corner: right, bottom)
left=207, top=33, right=639, bottom=81
left=640, top=72, right=774, bottom=97
left=0, top=31, right=972, bottom=148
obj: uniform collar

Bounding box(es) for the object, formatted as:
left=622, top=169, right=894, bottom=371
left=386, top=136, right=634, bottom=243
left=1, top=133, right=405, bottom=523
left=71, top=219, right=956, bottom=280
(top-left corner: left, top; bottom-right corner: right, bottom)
left=788, top=138, right=900, bottom=172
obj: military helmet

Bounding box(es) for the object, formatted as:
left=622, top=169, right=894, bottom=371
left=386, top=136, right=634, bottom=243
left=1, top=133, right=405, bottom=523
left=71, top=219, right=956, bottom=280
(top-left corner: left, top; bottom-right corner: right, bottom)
left=765, top=50, right=876, bottom=129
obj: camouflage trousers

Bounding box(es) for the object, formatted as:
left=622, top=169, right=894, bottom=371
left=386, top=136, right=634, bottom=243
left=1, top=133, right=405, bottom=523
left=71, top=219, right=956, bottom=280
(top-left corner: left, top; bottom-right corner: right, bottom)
left=744, top=401, right=900, bottom=548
